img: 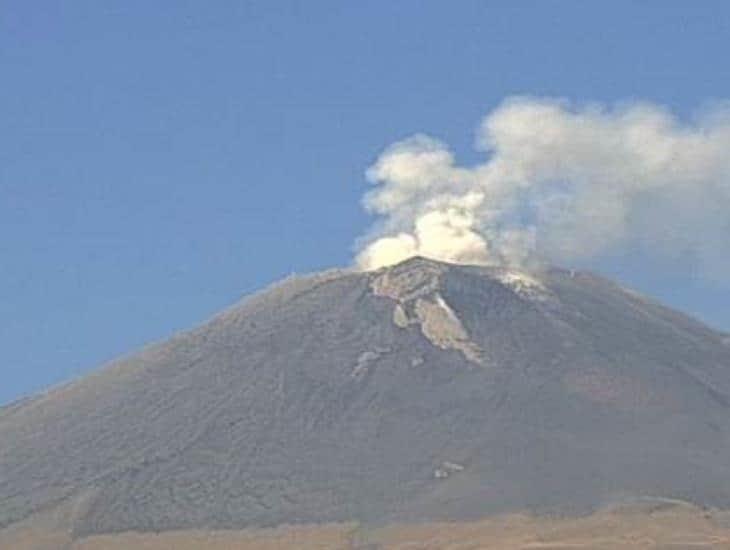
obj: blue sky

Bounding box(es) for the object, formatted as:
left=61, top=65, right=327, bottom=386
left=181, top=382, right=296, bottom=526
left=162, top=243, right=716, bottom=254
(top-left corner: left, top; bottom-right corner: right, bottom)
left=2, top=1, right=729, bottom=404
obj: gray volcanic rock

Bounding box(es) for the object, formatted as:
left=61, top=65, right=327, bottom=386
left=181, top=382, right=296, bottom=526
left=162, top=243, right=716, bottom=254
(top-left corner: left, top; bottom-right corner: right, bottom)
left=2, top=257, right=730, bottom=536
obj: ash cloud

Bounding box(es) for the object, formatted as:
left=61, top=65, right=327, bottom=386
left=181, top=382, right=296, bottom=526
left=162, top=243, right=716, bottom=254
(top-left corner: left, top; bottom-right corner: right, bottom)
left=355, top=97, right=730, bottom=280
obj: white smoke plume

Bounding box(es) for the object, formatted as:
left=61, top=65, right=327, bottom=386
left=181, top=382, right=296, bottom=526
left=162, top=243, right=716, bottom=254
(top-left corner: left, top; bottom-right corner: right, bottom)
left=355, top=97, right=730, bottom=279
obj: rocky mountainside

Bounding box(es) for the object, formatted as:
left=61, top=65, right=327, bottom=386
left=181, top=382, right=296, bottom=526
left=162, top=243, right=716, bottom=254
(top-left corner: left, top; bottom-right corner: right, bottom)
left=2, top=257, right=730, bottom=539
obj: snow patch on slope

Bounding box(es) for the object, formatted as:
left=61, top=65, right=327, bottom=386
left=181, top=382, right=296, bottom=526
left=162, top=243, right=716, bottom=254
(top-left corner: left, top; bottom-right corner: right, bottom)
left=413, top=294, right=483, bottom=364
left=371, top=260, right=484, bottom=364
left=493, top=269, right=552, bottom=302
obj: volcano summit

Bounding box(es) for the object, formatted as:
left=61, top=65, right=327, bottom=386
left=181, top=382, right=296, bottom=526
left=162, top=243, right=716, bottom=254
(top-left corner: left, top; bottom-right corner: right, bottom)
left=2, top=257, right=730, bottom=546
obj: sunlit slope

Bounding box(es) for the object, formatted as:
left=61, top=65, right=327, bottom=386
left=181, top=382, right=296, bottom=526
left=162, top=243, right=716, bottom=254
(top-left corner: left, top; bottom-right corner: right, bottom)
left=3, top=500, right=730, bottom=549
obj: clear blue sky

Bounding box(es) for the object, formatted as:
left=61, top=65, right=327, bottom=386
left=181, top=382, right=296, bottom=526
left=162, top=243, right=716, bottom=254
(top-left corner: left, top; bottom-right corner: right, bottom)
left=2, top=1, right=729, bottom=404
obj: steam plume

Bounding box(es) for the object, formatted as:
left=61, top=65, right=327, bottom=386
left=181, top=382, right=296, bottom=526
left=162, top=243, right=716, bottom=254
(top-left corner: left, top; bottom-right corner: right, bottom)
left=355, top=97, right=730, bottom=279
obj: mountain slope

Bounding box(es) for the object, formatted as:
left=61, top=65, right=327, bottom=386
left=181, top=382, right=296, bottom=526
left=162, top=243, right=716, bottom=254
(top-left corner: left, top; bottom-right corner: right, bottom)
left=2, top=257, right=730, bottom=537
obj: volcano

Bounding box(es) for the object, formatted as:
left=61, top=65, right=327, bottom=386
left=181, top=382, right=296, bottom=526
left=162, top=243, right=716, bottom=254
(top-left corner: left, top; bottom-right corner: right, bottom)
left=2, top=257, right=730, bottom=547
